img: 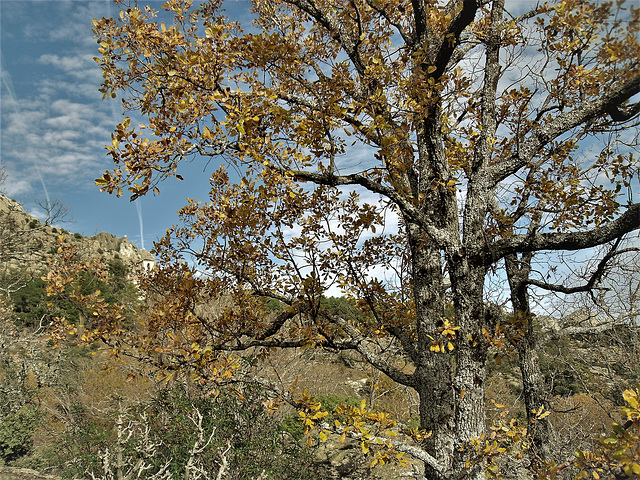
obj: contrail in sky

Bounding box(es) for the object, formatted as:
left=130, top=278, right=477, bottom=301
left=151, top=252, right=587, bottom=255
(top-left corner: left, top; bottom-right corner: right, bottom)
left=135, top=199, right=145, bottom=250
left=36, top=167, right=51, bottom=207
left=1, top=52, right=18, bottom=107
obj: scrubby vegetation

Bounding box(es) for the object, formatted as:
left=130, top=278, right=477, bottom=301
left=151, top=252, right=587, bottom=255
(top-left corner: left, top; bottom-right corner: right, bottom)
left=1, top=252, right=638, bottom=479
left=0, top=196, right=637, bottom=478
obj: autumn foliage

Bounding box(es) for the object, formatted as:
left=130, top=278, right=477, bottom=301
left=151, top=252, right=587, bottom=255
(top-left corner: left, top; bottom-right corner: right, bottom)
left=84, top=0, right=640, bottom=478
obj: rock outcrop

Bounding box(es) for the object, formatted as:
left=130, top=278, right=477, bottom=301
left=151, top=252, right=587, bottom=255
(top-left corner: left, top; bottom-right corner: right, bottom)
left=0, top=195, right=154, bottom=271
left=0, top=466, right=60, bottom=480
left=310, top=431, right=425, bottom=480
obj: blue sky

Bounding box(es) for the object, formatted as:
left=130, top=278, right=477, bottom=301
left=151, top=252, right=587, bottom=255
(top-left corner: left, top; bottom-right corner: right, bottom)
left=0, top=0, right=252, bottom=251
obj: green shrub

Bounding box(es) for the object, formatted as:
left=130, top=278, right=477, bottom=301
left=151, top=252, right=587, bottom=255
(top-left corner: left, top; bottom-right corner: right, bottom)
left=280, top=412, right=306, bottom=440
left=0, top=406, right=41, bottom=465
left=13, top=276, right=48, bottom=328
left=41, top=260, right=138, bottom=329
left=264, top=297, right=283, bottom=312
left=321, top=297, right=370, bottom=325
left=107, top=258, right=129, bottom=293
left=280, top=393, right=360, bottom=441
left=52, top=404, right=115, bottom=478
left=549, top=369, right=584, bottom=397
left=316, top=393, right=360, bottom=413
left=151, top=385, right=317, bottom=479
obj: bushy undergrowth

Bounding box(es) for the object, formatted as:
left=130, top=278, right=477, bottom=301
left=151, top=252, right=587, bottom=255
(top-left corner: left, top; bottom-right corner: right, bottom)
left=5, top=258, right=137, bottom=329
left=55, top=384, right=318, bottom=480
left=0, top=405, right=41, bottom=465
left=280, top=393, right=360, bottom=441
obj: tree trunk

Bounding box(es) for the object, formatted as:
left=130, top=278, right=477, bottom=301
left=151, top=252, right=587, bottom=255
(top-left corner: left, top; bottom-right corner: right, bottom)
left=517, top=333, right=554, bottom=463
left=450, top=258, right=490, bottom=480
left=409, top=227, right=455, bottom=479
left=505, top=254, right=555, bottom=466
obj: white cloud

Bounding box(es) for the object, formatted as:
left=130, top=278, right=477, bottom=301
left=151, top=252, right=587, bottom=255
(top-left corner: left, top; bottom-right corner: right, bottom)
left=2, top=175, right=32, bottom=198
left=39, top=54, right=87, bottom=72
left=1, top=73, right=113, bottom=195
left=39, top=153, right=96, bottom=178
left=27, top=206, right=47, bottom=221
left=38, top=53, right=103, bottom=84
left=38, top=77, right=104, bottom=101
left=9, top=1, right=111, bottom=47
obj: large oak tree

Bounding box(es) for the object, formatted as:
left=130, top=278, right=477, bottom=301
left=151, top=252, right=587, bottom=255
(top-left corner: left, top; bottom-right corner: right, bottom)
left=92, top=0, right=640, bottom=478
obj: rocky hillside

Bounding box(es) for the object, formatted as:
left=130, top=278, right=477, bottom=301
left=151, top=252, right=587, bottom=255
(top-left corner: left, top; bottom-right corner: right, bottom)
left=0, top=194, right=155, bottom=272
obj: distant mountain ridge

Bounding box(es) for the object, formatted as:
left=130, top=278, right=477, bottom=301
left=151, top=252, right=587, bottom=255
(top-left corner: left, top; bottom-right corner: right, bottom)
left=0, top=194, right=155, bottom=272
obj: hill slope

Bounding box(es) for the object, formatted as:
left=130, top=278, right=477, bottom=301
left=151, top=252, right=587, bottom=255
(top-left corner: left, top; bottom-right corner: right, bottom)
left=0, top=194, right=155, bottom=272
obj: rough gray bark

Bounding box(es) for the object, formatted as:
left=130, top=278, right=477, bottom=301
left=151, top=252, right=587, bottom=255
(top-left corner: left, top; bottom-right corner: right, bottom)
left=505, top=252, right=555, bottom=466
left=409, top=229, right=454, bottom=479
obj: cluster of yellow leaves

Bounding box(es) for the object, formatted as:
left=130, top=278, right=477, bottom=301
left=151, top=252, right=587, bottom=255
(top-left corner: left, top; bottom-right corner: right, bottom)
left=539, top=0, right=639, bottom=98
left=429, top=318, right=460, bottom=353
left=297, top=392, right=407, bottom=469
left=575, top=387, right=640, bottom=480
left=465, top=388, right=640, bottom=480
left=135, top=268, right=249, bottom=387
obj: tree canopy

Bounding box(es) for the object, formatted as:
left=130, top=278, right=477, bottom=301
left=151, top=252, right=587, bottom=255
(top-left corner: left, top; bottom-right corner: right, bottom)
left=90, top=0, right=640, bottom=478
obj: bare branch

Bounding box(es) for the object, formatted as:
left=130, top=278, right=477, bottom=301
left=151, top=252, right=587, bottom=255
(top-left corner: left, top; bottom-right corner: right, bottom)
left=492, top=203, right=640, bottom=259
left=526, top=243, right=640, bottom=294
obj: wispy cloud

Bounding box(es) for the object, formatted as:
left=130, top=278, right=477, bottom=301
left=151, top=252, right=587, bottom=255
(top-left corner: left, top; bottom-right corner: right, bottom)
left=1, top=0, right=116, bottom=204
left=2, top=101, right=108, bottom=207
left=9, top=1, right=110, bottom=47
left=1, top=177, right=31, bottom=198
left=38, top=53, right=103, bottom=84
